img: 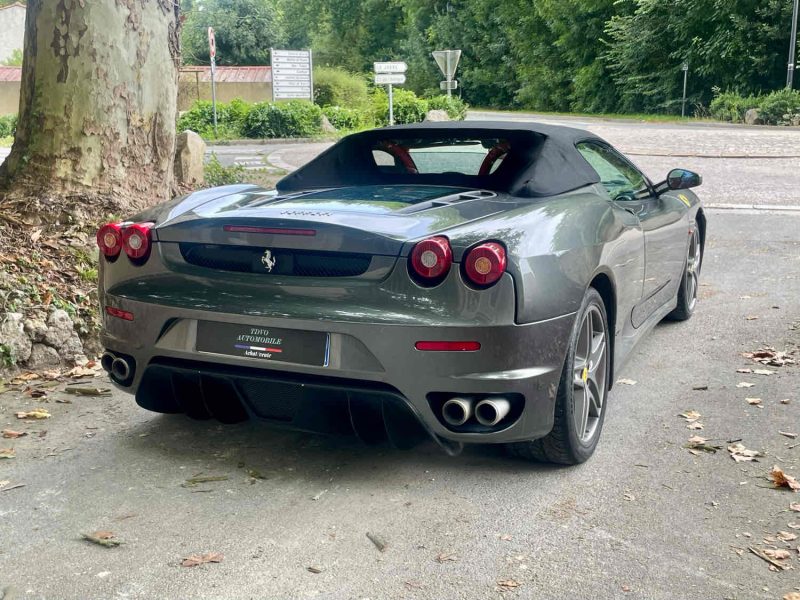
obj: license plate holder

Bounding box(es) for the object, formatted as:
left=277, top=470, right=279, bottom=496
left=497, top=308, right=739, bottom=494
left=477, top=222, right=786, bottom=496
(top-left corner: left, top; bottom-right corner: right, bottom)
left=196, top=321, right=329, bottom=366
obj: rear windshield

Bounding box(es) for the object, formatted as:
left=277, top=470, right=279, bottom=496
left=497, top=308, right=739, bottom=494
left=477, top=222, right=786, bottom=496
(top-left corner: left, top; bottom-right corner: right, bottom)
left=371, top=138, right=510, bottom=176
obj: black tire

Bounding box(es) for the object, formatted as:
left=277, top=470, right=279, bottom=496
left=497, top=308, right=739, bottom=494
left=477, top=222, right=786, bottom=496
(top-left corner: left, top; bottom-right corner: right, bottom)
left=507, top=288, right=610, bottom=465
left=665, top=227, right=701, bottom=322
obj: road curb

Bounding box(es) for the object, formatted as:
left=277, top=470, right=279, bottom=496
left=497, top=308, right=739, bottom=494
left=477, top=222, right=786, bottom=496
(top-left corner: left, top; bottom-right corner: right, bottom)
left=705, top=203, right=800, bottom=213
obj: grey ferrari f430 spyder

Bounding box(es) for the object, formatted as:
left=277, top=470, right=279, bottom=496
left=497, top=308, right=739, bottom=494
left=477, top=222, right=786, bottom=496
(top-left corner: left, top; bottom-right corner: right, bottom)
left=98, top=122, right=704, bottom=464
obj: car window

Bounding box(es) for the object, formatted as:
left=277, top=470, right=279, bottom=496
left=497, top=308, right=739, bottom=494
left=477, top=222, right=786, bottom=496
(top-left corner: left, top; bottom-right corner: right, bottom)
left=371, top=138, right=509, bottom=176
left=577, top=142, right=649, bottom=200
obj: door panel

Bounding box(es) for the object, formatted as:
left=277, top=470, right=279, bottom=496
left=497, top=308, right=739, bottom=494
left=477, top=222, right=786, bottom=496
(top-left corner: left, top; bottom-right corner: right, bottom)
left=577, top=142, right=687, bottom=326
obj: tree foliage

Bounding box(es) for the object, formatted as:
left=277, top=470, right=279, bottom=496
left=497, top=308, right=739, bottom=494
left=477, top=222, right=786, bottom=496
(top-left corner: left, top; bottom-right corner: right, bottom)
left=183, top=0, right=800, bottom=115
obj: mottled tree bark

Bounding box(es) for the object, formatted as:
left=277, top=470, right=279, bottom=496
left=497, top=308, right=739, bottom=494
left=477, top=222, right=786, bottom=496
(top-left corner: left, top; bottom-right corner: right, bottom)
left=0, top=0, right=181, bottom=218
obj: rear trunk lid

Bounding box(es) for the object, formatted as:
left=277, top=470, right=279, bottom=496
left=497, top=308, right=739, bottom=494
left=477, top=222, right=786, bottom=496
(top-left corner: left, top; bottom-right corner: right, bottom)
left=155, top=185, right=509, bottom=256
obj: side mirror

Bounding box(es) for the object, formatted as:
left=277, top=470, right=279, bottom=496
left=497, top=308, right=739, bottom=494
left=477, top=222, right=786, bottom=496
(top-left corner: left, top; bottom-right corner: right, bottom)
left=667, top=168, right=702, bottom=190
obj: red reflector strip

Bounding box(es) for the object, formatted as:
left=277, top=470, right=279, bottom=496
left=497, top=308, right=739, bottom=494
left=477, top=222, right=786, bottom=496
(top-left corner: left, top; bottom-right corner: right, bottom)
left=415, top=341, right=481, bottom=352
left=223, top=225, right=317, bottom=236
left=105, top=306, right=134, bottom=321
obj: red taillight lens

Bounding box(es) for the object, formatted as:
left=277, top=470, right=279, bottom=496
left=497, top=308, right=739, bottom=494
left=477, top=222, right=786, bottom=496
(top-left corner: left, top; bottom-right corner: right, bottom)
left=96, top=223, right=122, bottom=258
left=105, top=306, right=134, bottom=321
left=122, top=223, right=153, bottom=261
left=409, top=236, right=452, bottom=283
left=463, top=242, right=507, bottom=287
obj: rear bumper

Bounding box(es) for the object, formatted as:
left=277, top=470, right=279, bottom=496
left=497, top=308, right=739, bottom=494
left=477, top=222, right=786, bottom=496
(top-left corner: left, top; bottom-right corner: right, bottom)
left=101, top=297, right=575, bottom=444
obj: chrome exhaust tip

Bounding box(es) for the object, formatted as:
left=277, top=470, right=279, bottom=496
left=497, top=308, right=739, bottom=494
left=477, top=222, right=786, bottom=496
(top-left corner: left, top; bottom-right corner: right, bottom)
left=442, top=397, right=473, bottom=427
left=111, top=357, right=131, bottom=382
left=475, top=398, right=512, bottom=427
left=100, top=352, right=116, bottom=373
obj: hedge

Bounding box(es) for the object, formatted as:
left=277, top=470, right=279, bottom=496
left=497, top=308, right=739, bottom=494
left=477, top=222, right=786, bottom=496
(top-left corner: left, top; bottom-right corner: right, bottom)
left=372, top=88, right=428, bottom=126
left=710, top=88, right=800, bottom=125
left=0, top=113, right=17, bottom=138
left=314, top=67, right=370, bottom=110
left=242, top=101, right=323, bottom=138
left=426, top=95, right=468, bottom=120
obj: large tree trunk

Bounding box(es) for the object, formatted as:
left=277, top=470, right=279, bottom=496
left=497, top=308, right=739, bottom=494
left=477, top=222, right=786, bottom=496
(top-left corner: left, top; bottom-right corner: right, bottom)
left=0, top=0, right=181, bottom=220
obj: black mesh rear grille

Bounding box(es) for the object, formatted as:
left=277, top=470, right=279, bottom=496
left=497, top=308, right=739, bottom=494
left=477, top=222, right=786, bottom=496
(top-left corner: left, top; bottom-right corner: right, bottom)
left=179, top=243, right=372, bottom=277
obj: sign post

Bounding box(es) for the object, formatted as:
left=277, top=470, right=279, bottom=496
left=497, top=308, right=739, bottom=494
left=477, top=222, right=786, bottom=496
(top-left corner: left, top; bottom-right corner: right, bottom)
left=681, top=62, right=689, bottom=118
left=271, top=49, right=314, bottom=101
left=788, top=0, right=799, bottom=89
left=208, top=27, right=218, bottom=137
left=432, top=50, right=461, bottom=99
left=374, top=62, right=407, bottom=126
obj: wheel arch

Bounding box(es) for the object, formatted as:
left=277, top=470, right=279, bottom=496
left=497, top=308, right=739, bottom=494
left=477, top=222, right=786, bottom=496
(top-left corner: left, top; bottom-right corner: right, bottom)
left=588, top=271, right=617, bottom=389
left=695, top=208, right=707, bottom=266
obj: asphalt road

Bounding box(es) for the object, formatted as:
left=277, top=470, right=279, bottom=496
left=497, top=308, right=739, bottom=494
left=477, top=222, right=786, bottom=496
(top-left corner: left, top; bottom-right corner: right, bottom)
left=2, top=117, right=800, bottom=599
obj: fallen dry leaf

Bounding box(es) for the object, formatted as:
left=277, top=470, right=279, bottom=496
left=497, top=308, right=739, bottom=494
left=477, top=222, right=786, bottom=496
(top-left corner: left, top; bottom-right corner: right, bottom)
left=790, top=503, right=800, bottom=512
left=15, top=409, right=51, bottom=420
left=777, top=531, right=798, bottom=542
left=81, top=532, right=121, bottom=548
left=746, top=315, right=759, bottom=321
left=307, top=566, right=323, bottom=574
left=687, top=422, right=704, bottom=430
left=435, top=552, right=457, bottom=563
left=770, top=466, right=800, bottom=492
left=737, top=368, right=754, bottom=374
left=181, top=552, right=223, bottom=567
left=781, top=399, right=791, bottom=405
left=763, top=548, right=791, bottom=561
left=499, top=534, right=513, bottom=541
left=779, top=431, right=798, bottom=439
left=64, top=387, right=112, bottom=397
left=783, top=593, right=800, bottom=600
left=617, top=378, right=637, bottom=386
left=746, top=397, right=762, bottom=405
left=679, top=410, right=702, bottom=422
left=686, top=436, right=720, bottom=453
left=728, top=443, right=760, bottom=463
left=2, top=429, right=26, bottom=439
left=737, top=382, right=755, bottom=388
left=754, top=369, right=776, bottom=376
left=0, top=448, right=16, bottom=459
left=497, top=579, right=520, bottom=591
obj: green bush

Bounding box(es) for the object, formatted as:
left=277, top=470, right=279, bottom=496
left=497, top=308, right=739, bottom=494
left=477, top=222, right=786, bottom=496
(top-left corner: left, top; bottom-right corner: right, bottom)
left=709, top=90, right=759, bottom=123
left=204, top=153, right=246, bottom=187
left=0, top=113, right=17, bottom=138
left=757, top=89, right=800, bottom=125
left=242, top=101, right=323, bottom=138
left=321, top=106, right=371, bottom=131
left=177, top=100, right=246, bottom=139
left=372, top=88, right=428, bottom=126
left=426, top=95, right=468, bottom=120
left=314, top=67, right=370, bottom=109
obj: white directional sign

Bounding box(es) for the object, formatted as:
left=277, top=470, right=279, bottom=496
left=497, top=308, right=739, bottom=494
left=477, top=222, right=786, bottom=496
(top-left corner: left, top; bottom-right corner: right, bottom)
left=271, top=49, right=313, bottom=101
left=440, top=80, right=458, bottom=90
left=374, top=61, right=407, bottom=74
left=375, top=73, right=406, bottom=85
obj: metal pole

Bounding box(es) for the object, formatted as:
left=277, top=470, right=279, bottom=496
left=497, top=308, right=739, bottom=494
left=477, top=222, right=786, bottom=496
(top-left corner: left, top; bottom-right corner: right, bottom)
left=210, top=56, right=218, bottom=137
left=788, top=0, right=799, bottom=88
left=388, top=84, right=394, bottom=126
left=446, top=51, right=452, bottom=99
left=682, top=66, right=688, bottom=118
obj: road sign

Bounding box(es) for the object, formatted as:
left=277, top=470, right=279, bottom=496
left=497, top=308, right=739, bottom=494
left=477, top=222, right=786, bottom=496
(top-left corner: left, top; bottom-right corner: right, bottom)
left=440, top=80, right=458, bottom=91
left=682, top=62, right=689, bottom=72
left=374, top=61, right=407, bottom=74
left=432, top=50, right=461, bottom=80
left=271, top=48, right=313, bottom=101
left=375, top=73, right=406, bottom=85
left=208, top=27, right=216, bottom=59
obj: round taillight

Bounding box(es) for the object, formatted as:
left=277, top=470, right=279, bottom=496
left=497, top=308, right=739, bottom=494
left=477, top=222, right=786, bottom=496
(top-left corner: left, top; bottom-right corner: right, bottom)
left=122, top=223, right=153, bottom=261
left=463, top=242, right=507, bottom=287
left=409, top=236, right=452, bottom=284
left=96, top=223, right=122, bottom=258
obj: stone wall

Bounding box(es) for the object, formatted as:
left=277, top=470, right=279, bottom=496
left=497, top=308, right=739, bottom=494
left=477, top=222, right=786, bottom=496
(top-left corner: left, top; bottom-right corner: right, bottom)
left=1, top=310, right=92, bottom=371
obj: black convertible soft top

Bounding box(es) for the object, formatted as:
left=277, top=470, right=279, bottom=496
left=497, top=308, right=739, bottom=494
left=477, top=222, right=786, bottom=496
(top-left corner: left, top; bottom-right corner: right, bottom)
left=277, top=121, right=606, bottom=197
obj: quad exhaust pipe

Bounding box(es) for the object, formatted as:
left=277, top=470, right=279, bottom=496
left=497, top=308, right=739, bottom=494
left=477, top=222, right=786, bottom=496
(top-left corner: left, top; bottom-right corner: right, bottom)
left=474, top=398, right=511, bottom=427
left=441, top=397, right=473, bottom=427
